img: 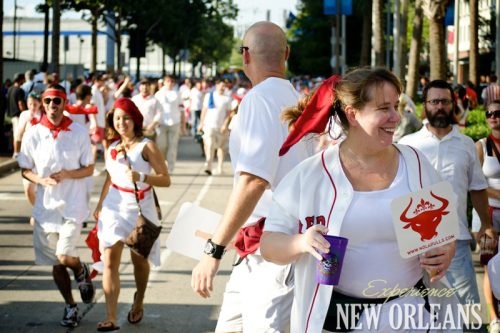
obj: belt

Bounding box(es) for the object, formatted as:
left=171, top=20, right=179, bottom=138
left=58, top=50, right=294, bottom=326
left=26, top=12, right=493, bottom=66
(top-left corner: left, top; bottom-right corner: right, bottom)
left=111, top=183, right=151, bottom=200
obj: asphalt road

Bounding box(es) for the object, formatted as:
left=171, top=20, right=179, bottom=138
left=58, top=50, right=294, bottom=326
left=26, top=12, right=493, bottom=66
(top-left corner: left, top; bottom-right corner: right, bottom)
left=0, top=136, right=234, bottom=333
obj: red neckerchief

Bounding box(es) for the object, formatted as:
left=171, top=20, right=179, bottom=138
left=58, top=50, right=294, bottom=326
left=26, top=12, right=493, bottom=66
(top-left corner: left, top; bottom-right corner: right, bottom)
left=65, top=104, right=98, bottom=115
left=490, top=134, right=500, bottom=146
left=30, top=112, right=42, bottom=126
left=39, top=115, right=73, bottom=139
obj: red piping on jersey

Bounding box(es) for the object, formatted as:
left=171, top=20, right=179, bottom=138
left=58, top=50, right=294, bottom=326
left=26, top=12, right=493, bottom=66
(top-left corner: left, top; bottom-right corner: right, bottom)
left=407, top=146, right=423, bottom=188
left=304, top=150, right=338, bottom=333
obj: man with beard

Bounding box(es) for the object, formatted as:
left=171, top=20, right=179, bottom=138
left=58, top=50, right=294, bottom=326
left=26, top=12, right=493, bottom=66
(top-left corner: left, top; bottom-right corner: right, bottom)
left=400, top=79, right=497, bottom=307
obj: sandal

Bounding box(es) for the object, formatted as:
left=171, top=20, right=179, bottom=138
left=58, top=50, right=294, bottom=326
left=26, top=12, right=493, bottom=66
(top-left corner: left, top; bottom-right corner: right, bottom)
left=97, top=320, right=120, bottom=331
left=127, top=292, right=144, bottom=324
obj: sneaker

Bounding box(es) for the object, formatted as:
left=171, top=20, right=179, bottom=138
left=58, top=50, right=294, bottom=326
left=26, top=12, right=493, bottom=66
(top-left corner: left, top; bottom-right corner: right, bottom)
left=60, top=304, right=79, bottom=328
left=75, top=263, right=95, bottom=304
left=490, top=319, right=500, bottom=333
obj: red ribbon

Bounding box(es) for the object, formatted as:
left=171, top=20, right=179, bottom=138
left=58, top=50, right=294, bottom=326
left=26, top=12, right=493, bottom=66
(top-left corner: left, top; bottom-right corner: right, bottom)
left=111, top=183, right=151, bottom=200
left=279, top=75, right=341, bottom=156
left=39, top=114, right=73, bottom=139
left=489, top=134, right=500, bottom=146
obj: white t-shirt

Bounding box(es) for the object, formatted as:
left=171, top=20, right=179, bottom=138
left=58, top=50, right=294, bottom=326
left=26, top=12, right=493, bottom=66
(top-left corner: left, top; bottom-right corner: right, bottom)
left=16, top=110, right=42, bottom=139
left=190, top=87, right=204, bottom=111
left=17, top=122, right=93, bottom=231
left=91, top=85, right=106, bottom=128
left=229, top=77, right=312, bottom=226
left=336, top=155, right=422, bottom=297
left=155, top=88, right=182, bottom=126
left=202, top=92, right=231, bottom=129
left=131, top=94, right=162, bottom=128
left=399, top=125, right=488, bottom=239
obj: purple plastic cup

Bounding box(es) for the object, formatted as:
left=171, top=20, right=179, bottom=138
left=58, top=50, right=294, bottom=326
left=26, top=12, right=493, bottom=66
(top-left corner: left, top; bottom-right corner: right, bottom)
left=316, top=235, right=348, bottom=285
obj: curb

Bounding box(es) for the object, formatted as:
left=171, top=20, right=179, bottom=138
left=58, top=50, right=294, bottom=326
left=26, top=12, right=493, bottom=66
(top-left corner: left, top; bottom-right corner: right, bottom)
left=0, top=159, right=19, bottom=176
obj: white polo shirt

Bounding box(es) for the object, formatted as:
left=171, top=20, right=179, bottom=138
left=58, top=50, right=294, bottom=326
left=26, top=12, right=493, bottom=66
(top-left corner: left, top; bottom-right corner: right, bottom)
left=202, top=92, right=231, bottom=130
left=17, top=122, right=93, bottom=231
left=399, top=125, right=487, bottom=240
left=131, top=94, right=162, bottom=128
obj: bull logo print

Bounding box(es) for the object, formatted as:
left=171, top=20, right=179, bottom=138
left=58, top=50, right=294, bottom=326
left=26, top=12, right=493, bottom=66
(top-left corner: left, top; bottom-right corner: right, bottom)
left=400, top=191, right=449, bottom=241
left=319, top=254, right=339, bottom=275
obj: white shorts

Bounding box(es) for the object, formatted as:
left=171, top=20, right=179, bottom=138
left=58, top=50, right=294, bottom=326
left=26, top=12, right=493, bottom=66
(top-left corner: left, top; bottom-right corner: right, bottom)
left=203, top=128, right=227, bottom=150
left=33, top=219, right=82, bottom=265
left=215, top=254, right=294, bottom=333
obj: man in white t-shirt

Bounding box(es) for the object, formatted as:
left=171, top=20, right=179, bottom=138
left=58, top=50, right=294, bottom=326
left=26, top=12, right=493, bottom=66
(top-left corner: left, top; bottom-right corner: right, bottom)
left=131, top=79, right=161, bottom=139
left=17, top=85, right=95, bottom=328
left=90, top=74, right=106, bottom=160
left=199, top=80, right=231, bottom=175
left=190, top=80, right=204, bottom=136
left=399, top=79, right=497, bottom=306
left=191, top=21, right=312, bottom=332
left=154, top=75, right=183, bottom=172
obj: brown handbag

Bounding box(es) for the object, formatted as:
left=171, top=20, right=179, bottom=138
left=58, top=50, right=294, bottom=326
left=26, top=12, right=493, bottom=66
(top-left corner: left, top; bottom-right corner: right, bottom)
left=121, top=147, right=162, bottom=258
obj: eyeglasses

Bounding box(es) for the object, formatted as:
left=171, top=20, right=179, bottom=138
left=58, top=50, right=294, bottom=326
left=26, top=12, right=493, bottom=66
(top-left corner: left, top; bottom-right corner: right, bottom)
left=43, top=97, right=63, bottom=105
left=486, top=110, right=500, bottom=119
left=239, top=46, right=249, bottom=54
left=426, top=99, right=453, bottom=106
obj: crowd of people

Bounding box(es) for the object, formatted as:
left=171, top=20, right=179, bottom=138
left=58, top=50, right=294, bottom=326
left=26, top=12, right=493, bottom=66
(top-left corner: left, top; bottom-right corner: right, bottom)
left=2, top=20, right=500, bottom=333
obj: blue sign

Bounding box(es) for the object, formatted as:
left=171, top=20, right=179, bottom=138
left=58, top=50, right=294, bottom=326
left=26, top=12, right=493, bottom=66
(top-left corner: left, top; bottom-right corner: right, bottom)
left=324, top=0, right=353, bottom=16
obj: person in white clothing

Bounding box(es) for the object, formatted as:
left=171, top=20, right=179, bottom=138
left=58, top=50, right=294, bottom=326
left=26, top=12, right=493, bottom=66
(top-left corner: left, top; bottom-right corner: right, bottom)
left=261, top=68, right=458, bottom=333
left=91, top=74, right=107, bottom=158
left=190, top=80, right=204, bottom=136
left=94, top=98, right=170, bottom=331
left=131, top=79, right=161, bottom=139
left=474, top=100, right=500, bottom=332
left=191, top=21, right=314, bottom=332
left=399, top=79, right=497, bottom=307
left=17, top=84, right=95, bottom=328
left=154, top=75, right=183, bottom=172
left=199, top=80, right=231, bottom=175
left=15, top=92, right=43, bottom=224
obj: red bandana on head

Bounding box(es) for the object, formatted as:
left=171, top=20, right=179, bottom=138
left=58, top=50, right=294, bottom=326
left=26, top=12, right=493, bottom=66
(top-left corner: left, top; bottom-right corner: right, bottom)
left=279, top=75, right=341, bottom=156
left=39, top=114, right=73, bottom=139
left=42, top=89, right=67, bottom=101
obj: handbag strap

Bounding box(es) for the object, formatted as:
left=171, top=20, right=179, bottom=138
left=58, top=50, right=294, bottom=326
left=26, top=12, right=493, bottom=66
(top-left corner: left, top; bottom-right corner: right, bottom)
left=487, top=135, right=500, bottom=165
left=121, top=143, right=162, bottom=222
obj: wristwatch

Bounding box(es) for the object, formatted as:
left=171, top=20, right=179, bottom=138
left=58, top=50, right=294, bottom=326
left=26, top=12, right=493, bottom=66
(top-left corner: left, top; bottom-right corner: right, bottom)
left=204, top=239, right=226, bottom=259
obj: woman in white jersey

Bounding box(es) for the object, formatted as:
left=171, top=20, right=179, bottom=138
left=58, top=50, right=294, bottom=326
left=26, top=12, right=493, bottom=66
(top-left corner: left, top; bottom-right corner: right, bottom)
left=261, top=68, right=458, bottom=332
left=15, top=92, right=43, bottom=225
left=475, top=100, right=500, bottom=332
left=94, top=98, right=170, bottom=331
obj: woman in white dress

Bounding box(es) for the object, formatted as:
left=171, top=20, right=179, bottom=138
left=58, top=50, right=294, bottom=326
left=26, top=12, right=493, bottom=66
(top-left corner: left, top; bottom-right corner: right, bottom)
left=94, top=98, right=170, bottom=331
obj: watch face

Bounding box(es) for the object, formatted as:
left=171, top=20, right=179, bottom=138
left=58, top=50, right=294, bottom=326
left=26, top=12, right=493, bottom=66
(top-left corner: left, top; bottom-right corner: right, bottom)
left=204, top=241, right=215, bottom=254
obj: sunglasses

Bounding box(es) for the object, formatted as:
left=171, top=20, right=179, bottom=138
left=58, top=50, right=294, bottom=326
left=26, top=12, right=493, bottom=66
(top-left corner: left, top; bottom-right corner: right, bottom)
left=239, top=46, right=249, bottom=54
left=43, top=97, right=63, bottom=105
left=486, top=110, right=500, bottom=119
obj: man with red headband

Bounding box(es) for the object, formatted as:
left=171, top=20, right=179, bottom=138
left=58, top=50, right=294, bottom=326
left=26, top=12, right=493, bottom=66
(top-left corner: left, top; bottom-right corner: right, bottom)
left=191, top=21, right=313, bottom=332
left=17, top=84, right=96, bottom=328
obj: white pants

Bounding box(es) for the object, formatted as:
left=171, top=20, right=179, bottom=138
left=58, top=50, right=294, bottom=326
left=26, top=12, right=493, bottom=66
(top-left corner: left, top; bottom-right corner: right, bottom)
left=156, top=123, right=180, bottom=172
left=216, top=254, right=294, bottom=333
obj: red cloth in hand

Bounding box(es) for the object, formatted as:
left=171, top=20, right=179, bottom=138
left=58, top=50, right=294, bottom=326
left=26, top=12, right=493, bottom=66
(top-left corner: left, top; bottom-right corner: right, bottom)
left=233, top=218, right=266, bottom=260
left=85, top=223, right=101, bottom=279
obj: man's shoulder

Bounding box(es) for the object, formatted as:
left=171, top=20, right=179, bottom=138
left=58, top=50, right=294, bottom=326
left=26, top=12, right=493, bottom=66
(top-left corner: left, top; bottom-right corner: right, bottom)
left=398, top=127, right=426, bottom=144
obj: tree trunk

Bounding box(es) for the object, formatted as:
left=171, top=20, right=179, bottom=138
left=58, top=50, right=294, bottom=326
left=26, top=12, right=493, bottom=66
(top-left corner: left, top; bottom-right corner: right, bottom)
left=173, top=56, right=177, bottom=77
left=116, top=11, right=122, bottom=74
left=162, top=47, right=166, bottom=77
left=469, top=0, right=479, bottom=87
left=43, top=1, right=49, bottom=71
left=373, top=0, right=385, bottom=66
left=360, top=0, right=372, bottom=66
left=51, top=0, right=61, bottom=74
left=425, top=0, right=448, bottom=80
left=406, top=0, right=424, bottom=100
left=400, top=0, right=410, bottom=87
left=91, top=10, right=98, bottom=73
left=0, top=0, right=3, bottom=114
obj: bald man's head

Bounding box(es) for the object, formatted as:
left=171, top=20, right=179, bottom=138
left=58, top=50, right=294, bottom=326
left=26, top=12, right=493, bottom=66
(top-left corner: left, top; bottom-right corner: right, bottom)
left=243, top=21, right=288, bottom=69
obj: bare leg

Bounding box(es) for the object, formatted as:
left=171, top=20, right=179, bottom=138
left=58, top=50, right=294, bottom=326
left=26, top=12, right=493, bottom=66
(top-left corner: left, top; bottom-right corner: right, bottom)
left=129, top=250, right=150, bottom=321
left=53, top=264, right=75, bottom=305
left=484, top=268, right=499, bottom=321
left=216, top=148, right=224, bottom=174
left=101, top=242, right=124, bottom=325
left=204, top=142, right=213, bottom=172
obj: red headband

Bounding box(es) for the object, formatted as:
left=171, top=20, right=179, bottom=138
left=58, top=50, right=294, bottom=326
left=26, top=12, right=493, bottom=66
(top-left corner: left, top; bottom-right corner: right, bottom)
left=113, top=98, right=143, bottom=129
left=42, top=89, right=67, bottom=101
left=279, top=75, right=341, bottom=156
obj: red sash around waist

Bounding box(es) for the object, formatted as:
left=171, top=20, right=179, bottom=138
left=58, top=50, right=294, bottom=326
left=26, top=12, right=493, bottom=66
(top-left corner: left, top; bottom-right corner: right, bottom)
left=111, top=183, right=151, bottom=200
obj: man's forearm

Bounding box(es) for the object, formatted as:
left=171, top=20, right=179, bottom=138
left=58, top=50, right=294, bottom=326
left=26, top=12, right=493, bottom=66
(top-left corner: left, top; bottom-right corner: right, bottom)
left=211, top=172, right=268, bottom=246
left=67, top=164, right=94, bottom=179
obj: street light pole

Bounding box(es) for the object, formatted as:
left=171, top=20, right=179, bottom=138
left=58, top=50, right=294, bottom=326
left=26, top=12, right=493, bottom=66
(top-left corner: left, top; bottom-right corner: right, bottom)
left=13, top=0, right=17, bottom=59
